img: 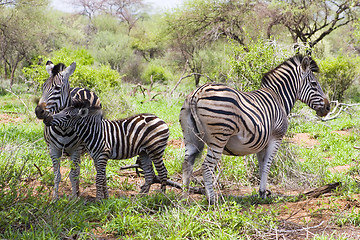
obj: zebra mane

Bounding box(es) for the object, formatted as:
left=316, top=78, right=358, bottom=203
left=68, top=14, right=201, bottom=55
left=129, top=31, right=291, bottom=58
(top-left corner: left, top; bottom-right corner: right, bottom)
left=261, top=54, right=319, bottom=85
left=52, top=63, right=67, bottom=76
left=72, top=99, right=103, bottom=117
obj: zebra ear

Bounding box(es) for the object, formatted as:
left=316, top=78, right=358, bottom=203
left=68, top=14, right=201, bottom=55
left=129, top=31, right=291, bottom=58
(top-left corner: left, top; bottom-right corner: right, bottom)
left=79, top=108, right=89, bottom=118
left=63, top=62, right=76, bottom=79
left=301, top=56, right=310, bottom=72
left=46, top=61, right=54, bottom=76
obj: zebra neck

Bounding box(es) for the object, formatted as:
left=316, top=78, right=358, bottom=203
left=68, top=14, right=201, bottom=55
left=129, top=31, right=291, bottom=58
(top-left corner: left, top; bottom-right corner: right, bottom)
left=74, top=116, right=105, bottom=155
left=261, top=72, right=300, bottom=116
left=262, top=84, right=296, bottom=116
left=57, top=94, right=72, bottom=113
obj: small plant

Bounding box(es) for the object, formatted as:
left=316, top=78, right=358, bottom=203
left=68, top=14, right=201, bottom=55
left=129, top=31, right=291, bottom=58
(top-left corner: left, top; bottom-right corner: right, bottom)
left=120, top=177, right=136, bottom=191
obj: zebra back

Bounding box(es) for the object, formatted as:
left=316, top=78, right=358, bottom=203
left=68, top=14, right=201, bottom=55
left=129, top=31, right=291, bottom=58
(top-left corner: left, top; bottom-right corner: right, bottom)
left=46, top=101, right=169, bottom=162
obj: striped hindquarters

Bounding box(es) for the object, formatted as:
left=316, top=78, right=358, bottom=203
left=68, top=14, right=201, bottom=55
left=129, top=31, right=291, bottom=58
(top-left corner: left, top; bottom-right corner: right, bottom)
left=186, top=83, right=286, bottom=155
left=104, top=114, right=169, bottom=162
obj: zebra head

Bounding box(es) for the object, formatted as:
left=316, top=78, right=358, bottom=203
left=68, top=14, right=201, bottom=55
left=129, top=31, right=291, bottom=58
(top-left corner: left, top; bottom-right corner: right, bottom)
left=297, top=56, right=330, bottom=117
left=43, top=99, right=101, bottom=128
left=35, top=61, right=76, bottom=119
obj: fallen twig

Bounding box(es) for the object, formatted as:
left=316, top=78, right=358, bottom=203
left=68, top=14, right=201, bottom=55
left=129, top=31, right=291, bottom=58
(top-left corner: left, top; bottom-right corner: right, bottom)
left=301, top=182, right=340, bottom=198
left=321, top=101, right=360, bottom=121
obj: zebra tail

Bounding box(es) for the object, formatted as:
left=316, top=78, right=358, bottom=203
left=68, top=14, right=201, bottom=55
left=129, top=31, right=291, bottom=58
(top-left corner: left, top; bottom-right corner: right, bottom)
left=189, top=95, right=205, bottom=140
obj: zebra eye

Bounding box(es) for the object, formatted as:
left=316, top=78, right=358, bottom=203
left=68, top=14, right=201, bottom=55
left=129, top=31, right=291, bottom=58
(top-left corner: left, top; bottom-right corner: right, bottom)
left=65, top=114, right=71, bottom=119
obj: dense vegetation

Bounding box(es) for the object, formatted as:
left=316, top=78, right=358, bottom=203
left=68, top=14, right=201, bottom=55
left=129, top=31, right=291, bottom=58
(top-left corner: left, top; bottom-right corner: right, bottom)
left=1, top=0, right=360, bottom=239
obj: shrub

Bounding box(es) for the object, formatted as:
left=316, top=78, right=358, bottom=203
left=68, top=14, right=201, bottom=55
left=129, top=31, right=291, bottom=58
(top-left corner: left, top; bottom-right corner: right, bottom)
left=142, top=63, right=171, bottom=84
left=229, top=39, right=289, bottom=91
left=22, top=48, right=121, bottom=93
left=318, top=55, right=360, bottom=101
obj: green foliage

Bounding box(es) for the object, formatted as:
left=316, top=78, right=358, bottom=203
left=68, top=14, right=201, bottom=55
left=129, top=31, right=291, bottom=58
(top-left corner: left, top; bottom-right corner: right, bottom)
left=70, top=64, right=121, bottom=91
left=142, top=62, right=171, bottom=84
left=318, top=55, right=360, bottom=101
left=90, top=30, right=133, bottom=72
left=22, top=48, right=121, bottom=92
left=229, top=39, right=289, bottom=91
left=130, top=15, right=169, bottom=61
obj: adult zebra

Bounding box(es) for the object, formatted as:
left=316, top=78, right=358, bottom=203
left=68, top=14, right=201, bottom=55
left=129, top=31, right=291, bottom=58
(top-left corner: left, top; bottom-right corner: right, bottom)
left=43, top=99, right=169, bottom=200
left=35, top=61, right=101, bottom=200
left=180, top=55, right=330, bottom=204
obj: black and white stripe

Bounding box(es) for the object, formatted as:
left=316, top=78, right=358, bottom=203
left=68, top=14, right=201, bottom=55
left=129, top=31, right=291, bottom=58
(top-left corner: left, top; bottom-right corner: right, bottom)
left=179, top=55, right=330, bottom=204
left=44, top=100, right=169, bottom=200
left=35, top=61, right=101, bottom=200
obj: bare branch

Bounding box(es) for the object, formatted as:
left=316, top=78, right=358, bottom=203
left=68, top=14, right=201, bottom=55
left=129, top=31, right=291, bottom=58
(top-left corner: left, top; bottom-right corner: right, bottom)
left=321, top=101, right=360, bottom=121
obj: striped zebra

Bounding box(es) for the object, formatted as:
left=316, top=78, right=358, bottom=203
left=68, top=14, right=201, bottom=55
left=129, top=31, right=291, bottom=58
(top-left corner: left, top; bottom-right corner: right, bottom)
left=43, top=99, right=169, bottom=200
left=179, top=55, right=330, bottom=204
left=35, top=61, right=101, bottom=200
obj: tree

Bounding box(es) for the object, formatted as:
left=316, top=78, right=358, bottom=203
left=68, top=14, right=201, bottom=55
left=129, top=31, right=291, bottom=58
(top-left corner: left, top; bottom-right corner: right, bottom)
left=72, top=0, right=144, bottom=34
left=265, top=0, right=360, bottom=52
left=165, top=0, right=254, bottom=86
left=0, top=0, right=52, bottom=87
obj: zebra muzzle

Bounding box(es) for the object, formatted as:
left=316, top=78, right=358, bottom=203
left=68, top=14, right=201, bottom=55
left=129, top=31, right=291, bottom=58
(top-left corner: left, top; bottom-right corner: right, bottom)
left=35, top=103, right=50, bottom=119
left=43, top=116, right=54, bottom=127
left=316, top=98, right=331, bottom=117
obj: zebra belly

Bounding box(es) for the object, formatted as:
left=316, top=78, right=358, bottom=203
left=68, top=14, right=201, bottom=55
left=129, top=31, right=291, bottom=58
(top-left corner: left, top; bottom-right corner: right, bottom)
left=223, top=134, right=265, bottom=156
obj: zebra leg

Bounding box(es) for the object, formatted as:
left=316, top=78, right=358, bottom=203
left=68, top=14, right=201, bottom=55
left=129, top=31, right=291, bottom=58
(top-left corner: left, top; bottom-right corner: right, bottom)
left=181, top=127, right=205, bottom=190
left=95, top=155, right=109, bottom=200
left=202, top=146, right=222, bottom=205
left=256, top=139, right=282, bottom=198
left=138, top=153, right=155, bottom=193
left=182, top=142, right=204, bottom=191
left=69, top=149, right=82, bottom=199
left=180, top=104, right=205, bottom=191
left=49, top=146, right=62, bottom=200
left=148, top=146, right=168, bottom=193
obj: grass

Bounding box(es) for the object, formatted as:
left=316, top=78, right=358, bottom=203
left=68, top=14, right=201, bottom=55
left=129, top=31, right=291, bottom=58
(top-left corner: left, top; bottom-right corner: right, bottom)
left=1, top=82, right=360, bottom=239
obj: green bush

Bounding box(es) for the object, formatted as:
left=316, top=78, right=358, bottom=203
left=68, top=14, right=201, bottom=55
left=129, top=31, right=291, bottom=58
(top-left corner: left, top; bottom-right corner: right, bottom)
left=229, top=39, right=289, bottom=91
left=318, top=55, right=360, bottom=101
left=142, top=63, right=171, bottom=84
left=22, top=48, right=121, bottom=92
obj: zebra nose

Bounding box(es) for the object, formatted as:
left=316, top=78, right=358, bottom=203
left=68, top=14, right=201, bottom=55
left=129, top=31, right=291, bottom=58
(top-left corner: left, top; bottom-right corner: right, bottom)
left=35, top=103, right=48, bottom=119
left=324, top=98, right=331, bottom=112
left=43, top=116, right=53, bottom=126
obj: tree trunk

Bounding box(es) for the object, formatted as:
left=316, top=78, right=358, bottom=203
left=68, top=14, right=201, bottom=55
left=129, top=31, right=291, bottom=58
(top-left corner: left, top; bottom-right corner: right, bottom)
left=9, top=61, right=19, bottom=88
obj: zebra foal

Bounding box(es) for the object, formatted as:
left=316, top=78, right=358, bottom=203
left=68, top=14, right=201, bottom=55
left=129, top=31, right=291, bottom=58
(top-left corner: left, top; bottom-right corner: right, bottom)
left=35, top=61, right=101, bottom=200
left=44, top=99, right=169, bottom=200
left=180, top=55, right=330, bottom=204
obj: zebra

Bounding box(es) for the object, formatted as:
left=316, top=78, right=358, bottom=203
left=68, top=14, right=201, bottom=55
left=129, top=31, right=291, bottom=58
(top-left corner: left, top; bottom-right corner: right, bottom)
left=35, top=61, right=101, bottom=200
left=43, top=99, right=169, bottom=200
left=179, top=55, right=330, bottom=204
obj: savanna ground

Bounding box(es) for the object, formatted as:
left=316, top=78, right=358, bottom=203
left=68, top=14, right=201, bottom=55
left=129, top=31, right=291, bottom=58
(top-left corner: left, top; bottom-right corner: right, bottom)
left=1, top=82, right=360, bottom=239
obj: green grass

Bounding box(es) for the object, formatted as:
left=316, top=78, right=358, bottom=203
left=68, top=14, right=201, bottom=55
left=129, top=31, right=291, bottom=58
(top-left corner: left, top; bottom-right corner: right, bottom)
left=1, top=82, right=360, bottom=239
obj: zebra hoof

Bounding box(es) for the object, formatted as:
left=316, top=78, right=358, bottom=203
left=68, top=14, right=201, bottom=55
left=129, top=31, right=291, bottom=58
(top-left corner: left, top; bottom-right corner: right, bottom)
left=259, top=189, right=271, bottom=198
left=207, top=194, right=218, bottom=205
left=140, top=184, right=151, bottom=193
left=160, top=183, right=167, bottom=193
left=69, top=194, right=79, bottom=201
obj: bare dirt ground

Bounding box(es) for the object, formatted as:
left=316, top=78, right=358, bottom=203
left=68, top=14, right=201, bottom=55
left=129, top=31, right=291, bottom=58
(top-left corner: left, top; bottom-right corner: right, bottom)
left=2, top=113, right=360, bottom=239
